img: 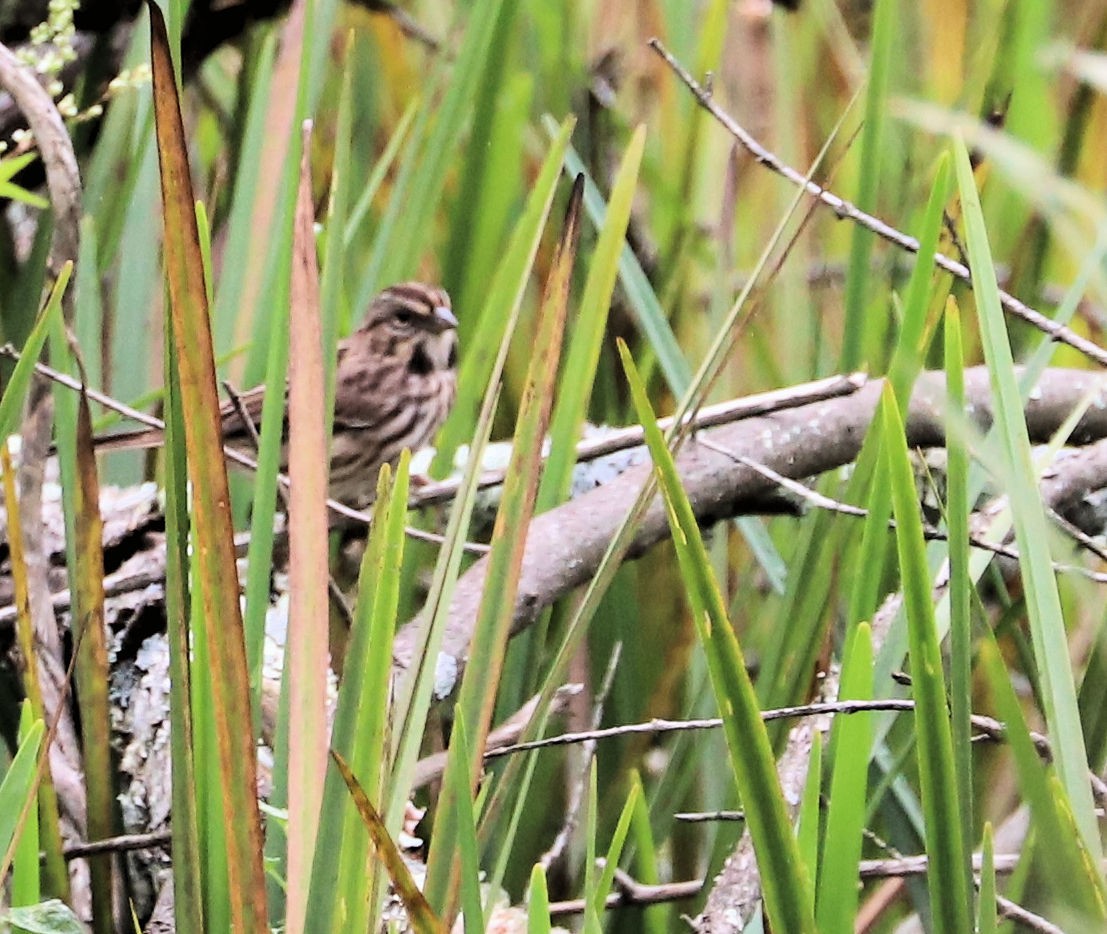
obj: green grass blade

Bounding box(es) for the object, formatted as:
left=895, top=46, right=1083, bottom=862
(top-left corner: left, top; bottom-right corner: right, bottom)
left=319, top=36, right=355, bottom=420
left=881, top=385, right=972, bottom=934
left=553, top=129, right=690, bottom=395
left=11, top=704, right=40, bottom=909
left=797, top=731, right=823, bottom=914
left=432, top=116, right=575, bottom=471
left=424, top=178, right=583, bottom=919
left=944, top=295, right=974, bottom=879
left=444, top=719, right=484, bottom=934
left=386, top=384, right=500, bottom=834
left=582, top=763, right=600, bottom=934
left=210, top=30, right=277, bottom=358
left=365, top=0, right=507, bottom=291
left=978, top=822, right=997, bottom=934
left=539, top=124, right=646, bottom=509
left=840, top=0, right=895, bottom=369
left=71, top=387, right=116, bottom=934
left=161, top=318, right=205, bottom=933
left=980, top=639, right=1106, bottom=922
left=441, top=3, right=523, bottom=308
left=952, top=137, right=1101, bottom=856
left=845, top=456, right=893, bottom=627
left=816, top=622, right=873, bottom=933
left=307, top=455, right=410, bottom=933
left=0, top=719, right=43, bottom=868
left=627, top=770, right=667, bottom=934
left=329, top=751, right=445, bottom=934
left=619, top=341, right=816, bottom=934
left=0, top=266, right=68, bottom=441
left=887, top=154, right=952, bottom=401
left=526, top=865, right=551, bottom=934
left=588, top=781, right=640, bottom=922
left=342, top=99, right=417, bottom=253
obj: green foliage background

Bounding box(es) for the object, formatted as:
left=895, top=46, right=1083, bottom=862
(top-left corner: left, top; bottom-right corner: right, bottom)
left=3, top=0, right=1107, bottom=931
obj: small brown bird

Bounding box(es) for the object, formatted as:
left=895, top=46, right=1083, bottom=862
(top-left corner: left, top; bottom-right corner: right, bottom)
left=96, top=282, right=459, bottom=510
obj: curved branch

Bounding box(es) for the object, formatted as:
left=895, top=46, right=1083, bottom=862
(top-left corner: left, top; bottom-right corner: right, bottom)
left=393, top=367, right=1107, bottom=681
left=0, top=36, right=84, bottom=909
left=0, top=40, right=80, bottom=276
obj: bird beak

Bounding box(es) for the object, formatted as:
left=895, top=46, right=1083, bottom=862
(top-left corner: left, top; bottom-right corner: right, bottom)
left=433, top=305, right=459, bottom=331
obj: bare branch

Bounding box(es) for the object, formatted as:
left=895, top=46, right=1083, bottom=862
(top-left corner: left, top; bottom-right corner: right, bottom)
left=393, top=367, right=1107, bottom=690
left=646, top=37, right=1107, bottom=370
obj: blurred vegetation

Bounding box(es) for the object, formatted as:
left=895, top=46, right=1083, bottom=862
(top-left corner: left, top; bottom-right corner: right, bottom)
left=2, top=0, right=1107, bottom=931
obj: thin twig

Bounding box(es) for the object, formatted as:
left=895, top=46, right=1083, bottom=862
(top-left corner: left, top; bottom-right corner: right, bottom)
left=1049, top=508, right=1107, bottom=564
left=60, top=830, right=174, bottom=861
left=647, top=38, right=1107, bottom=370
left=674, top=809, right=744, bottom=823
left=695, top=436, right=1107, bottom=584
left=994, top=894, right=1065, bottom=934
left=539, top=643, right=623, bottom=870
left=546, top=856, right=1057, bottom=926
left=486, top=698, right=1054, bottom=761
left=0, top=568, right=169, bottom=626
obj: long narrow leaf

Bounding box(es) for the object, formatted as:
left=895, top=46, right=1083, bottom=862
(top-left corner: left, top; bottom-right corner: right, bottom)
left=952, top=137, right=1101, bottom=855
left=363, top=0, right=507, bottom=292
left=980, top=640, right=1106, bottom=922
left=71, top=386, right=116, bottom=934
left=619, top=341, right=816, bottom=934
left=446, top=719, right=484, bottom=934
left=0, top=720, right=44, bottom=864
left=0, top=266, right=69, bottom=440
left=816, top=622, right=873, bottom=933
left=307, top=455, right=410, bottom=933
left=539, top=124, right=646, bottom=509
left=944, top=295, right=974, bottom=884
left=285, top=120, right=329, bottom=934
left=433, top=117, right=575, bottom=470
left=148, top=6, right=267, bottom=928
left=330, top=751, right=444, bottom=934
left=554, top=132, right=690, bottom=395
left=161, top=315, right=205, bottom=932
left=881, top=385, right=972, bottom=933
left=424, top=177, right=583, bottom=919
left=841, top=0, right=894, bottom=369
left=526, top=865, right=551, bottom=934
left=11, top=704, right=40, bottom=908
left=588, top=781, right=640, bottom=921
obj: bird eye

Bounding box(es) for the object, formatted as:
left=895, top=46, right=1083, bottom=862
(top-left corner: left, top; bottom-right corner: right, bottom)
left=394, top=309, right=416, bottom=327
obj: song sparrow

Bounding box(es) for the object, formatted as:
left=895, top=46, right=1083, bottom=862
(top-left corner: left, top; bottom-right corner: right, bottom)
left=96, top=282, right=459, bottom=510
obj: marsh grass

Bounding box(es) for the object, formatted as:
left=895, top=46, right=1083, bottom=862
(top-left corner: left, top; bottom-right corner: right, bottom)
left=2, top=1, right=1107, bottom=931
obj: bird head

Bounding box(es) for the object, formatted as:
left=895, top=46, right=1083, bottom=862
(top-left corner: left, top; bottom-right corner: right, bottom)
left=361, top=282, right=458, bottom=376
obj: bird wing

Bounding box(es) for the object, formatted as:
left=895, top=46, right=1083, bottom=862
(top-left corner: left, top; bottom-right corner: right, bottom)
left=328, top=340, right=396, bottom=431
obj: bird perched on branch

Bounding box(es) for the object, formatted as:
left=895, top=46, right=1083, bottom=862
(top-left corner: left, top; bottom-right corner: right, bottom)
left=95, top=281, right=459, bottom=511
